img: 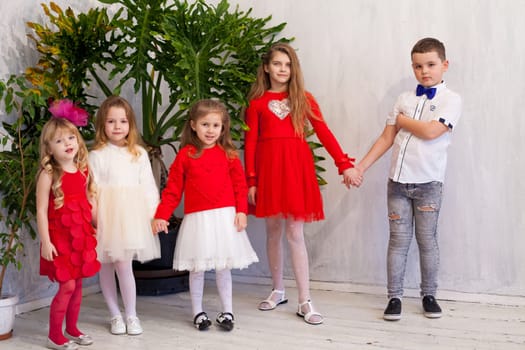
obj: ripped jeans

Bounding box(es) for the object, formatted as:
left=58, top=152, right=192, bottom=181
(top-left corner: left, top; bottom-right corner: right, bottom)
left=386, top=180, right=443, bottom=299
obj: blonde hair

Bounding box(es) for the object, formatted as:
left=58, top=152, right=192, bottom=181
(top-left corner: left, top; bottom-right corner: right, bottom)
left=180, top=99, right=238, bottom=159
left=38, top=117, right=94, bottom=209
left=247, top=42, right=317, bottom=136
left=92, top=96, right=142, bottom=159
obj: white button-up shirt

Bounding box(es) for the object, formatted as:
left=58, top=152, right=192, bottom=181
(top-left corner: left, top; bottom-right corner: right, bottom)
left=386, top=82, right=462, bottom=184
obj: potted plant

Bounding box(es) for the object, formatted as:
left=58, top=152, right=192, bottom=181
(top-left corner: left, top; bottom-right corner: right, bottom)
left=0, top=75, right=51, bottom=339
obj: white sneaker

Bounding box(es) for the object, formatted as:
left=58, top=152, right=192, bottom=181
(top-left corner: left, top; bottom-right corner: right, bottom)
left=126, top=316, right=143, bottom=335
left=110, top=315, right=126, bottom=335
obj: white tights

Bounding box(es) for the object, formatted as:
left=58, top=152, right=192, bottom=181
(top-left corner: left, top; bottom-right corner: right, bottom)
left=265, top=217, right=310, bottom=303
left=99, top=260, right=137, bottom=318
left=189, top=269, right=232, bottom=317
left=264, top=217, right=323, bottom=322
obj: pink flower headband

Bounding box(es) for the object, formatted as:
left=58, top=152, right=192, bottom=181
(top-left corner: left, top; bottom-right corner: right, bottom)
left=48, top=99, right=89, bottom=127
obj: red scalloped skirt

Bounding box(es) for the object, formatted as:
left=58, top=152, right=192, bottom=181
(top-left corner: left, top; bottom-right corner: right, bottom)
left=40, top=195, right=101, bottom=282
left=250, top=137, right=324, bottom=222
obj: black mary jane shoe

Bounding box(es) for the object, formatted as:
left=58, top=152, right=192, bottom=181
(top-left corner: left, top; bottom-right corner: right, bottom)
left=193, top=311, right=212, bottom=331
left=216, top=312, right=235, bottom=331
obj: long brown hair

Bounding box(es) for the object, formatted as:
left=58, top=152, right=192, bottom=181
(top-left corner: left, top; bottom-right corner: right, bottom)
left=247, top=42, right=315, bottom=136
left=180, top=99, right=238, bottom=159
left=92, top=95, right=142, bottom=159
left=38, top=118, right=94, bottom=209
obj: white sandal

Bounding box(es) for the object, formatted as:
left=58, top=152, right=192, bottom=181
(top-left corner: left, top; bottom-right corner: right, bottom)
left=296, top=300, right=324, bottom=325
left=258, top=289, right=288, bottom=311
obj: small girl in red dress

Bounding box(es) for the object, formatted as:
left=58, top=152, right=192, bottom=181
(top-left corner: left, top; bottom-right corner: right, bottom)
left=152, top=99, right=258, bottom=332
left=244, top=43, right=358, bottom=325
left=36, top=113, right=101, bottom=349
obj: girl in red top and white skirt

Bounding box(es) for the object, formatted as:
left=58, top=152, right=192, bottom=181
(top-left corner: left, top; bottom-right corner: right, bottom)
left=152, top=99, right=258, bottom=332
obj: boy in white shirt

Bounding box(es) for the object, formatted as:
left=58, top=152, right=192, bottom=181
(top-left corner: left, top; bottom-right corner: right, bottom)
left=348, top=37, right=462, bottom=321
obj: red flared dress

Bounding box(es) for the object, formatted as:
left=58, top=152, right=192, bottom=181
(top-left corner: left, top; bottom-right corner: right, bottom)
left=244, top=91, right=354, bottom=222
left=40, top=169, right=101, bottom=282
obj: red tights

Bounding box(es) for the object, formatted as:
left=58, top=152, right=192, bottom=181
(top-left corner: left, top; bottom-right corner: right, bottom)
left=48, top=278, right=83, bottom=345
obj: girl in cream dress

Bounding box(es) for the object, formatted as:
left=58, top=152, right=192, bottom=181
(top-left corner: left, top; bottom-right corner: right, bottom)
left=89, top=96, right=160, bottom=336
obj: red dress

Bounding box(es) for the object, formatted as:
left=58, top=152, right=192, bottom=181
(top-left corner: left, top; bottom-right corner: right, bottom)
left=40, top=169, right=101, bottom=282
left=244, top=91, right=354, bottom=222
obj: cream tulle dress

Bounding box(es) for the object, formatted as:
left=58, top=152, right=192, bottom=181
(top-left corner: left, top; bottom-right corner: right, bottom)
left=89, top=143, right=160, bottom=263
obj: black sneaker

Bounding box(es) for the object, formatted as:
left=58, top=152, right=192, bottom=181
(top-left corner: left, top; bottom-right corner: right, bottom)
left=383, top=298, right=402, bottom=321
left=422, top=295, right=442, bottom=318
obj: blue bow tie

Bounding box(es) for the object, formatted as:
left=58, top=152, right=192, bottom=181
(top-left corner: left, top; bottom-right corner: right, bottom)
left=416, top=84, right=437, bottom=100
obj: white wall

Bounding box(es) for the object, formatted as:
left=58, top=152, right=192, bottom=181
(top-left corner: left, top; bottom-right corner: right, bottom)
left=1, top=0, right=524, bottom=302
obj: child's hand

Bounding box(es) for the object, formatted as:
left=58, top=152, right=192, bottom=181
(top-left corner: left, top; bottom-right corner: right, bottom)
left=151, top=219, right=169, bottom=234
left=41, top=241, right=57, bottom=261
left=395, top=113, right=406, bottom=131
left=343, top=167, right=363, bottom=188
left=234, top=212, right=247, bottom=232
left=248, top=186, right=257, bottom=206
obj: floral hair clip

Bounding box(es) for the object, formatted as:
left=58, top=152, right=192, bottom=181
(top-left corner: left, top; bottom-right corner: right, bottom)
left=49, top=99, right=89, bottom=127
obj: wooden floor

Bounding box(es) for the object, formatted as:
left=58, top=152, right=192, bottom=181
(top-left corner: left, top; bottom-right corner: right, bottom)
left=3, top=280, right=525, bottom=350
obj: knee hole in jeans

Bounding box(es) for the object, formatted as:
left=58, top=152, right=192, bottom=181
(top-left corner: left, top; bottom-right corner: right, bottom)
left=416, top=204, right=438, bottom=212
left=388, top=212, right=401, bottom=220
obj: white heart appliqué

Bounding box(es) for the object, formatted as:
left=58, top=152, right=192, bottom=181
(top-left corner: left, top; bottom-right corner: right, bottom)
left=268, top=99, right=290, bottom=120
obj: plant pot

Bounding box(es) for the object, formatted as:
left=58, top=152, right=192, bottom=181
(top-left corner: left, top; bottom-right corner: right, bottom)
left=132, top=216, right=189, bottom=296
left=0, top=294, right=18, bottom=340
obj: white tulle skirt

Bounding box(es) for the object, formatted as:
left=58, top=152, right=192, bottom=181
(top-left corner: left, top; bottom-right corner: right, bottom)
left=174, top=207, right=258, bottom=272
left=96, top=186, right=160, bottom=263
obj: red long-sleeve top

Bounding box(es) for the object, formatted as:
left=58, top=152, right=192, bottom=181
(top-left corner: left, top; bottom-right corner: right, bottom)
left=154, top=144, right=248, bottom=220
left=244, top=91, right=353, bottom=187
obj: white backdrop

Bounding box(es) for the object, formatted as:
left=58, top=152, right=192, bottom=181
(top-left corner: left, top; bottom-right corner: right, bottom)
left=1, top=0, right=524, bottom=303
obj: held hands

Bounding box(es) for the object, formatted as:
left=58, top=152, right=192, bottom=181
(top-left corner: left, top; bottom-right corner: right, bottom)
left=40, top=241, right=57, bottom=261
left=151, top=218, right=169, bottom=234
left=342, top=167, right=364, bottom=189
left=234, top=212, right=247, bottom=232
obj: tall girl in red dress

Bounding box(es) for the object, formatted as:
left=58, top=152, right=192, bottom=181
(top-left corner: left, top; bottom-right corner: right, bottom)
left=244, top=43, right=357, bottom=325
left=36, top=116, right=101, bottom=350
left=152, top=99, right=258, bottom=332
